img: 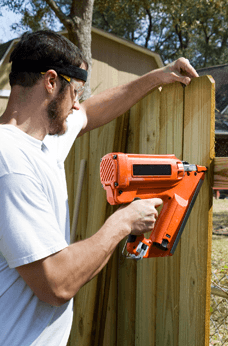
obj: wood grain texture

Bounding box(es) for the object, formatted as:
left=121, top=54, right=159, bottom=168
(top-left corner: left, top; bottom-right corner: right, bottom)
left=66, top=76, right=214, bottom=346
left=180, top=75, right=215, bottom=346
left=213, top=157, right=228, bottom=188
left=155, top=82, right=184, bottom=346
left=133, top=90, right=161, bottom=346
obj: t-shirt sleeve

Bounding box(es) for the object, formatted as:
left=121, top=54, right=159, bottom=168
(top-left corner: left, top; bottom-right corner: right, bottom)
left=43, top=108, right=87, bottom=163
left=0, top=173, right=68, bottom=268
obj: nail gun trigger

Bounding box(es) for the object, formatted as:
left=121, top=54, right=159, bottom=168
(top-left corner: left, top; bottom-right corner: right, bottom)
left=122, top=240, right=149, bottom=260
left=134, top=242, right=149, bottom=260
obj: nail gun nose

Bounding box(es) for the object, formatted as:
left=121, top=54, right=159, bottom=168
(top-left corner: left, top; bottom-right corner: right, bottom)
left=182, top=162, right=197, bottom=172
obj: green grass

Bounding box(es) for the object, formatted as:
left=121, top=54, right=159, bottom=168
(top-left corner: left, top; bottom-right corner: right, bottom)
left=210, top=198, right=228, bottom=345
left=212, top=198, right=228, bottom=267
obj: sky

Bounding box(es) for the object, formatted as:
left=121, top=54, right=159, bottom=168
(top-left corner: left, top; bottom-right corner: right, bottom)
left=0, top=7, right=62, bottom=43
left=0, top=8, right=24, bottom=43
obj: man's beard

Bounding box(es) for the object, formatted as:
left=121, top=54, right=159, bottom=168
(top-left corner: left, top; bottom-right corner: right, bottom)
left=47, top=86, right=69, bottom=136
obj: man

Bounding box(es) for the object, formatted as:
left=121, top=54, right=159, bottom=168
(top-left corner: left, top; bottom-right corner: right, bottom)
left=0, top=30, right=198, bottom=345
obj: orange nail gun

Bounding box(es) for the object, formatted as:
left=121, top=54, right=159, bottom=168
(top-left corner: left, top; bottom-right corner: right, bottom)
left=100, top=153, right=207, bottom=260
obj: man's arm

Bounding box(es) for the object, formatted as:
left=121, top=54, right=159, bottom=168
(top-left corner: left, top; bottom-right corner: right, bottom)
left=79, top=58, right=199, bottom=136
left=16, top=198, right=162, bottom=307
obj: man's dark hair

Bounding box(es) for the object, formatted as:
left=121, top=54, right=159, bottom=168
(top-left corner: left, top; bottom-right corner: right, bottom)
left=9, top=30, right=88, bottom=88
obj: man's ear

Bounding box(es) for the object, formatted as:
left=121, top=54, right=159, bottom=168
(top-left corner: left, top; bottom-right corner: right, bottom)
left=43, top=70, right=58, bottom=94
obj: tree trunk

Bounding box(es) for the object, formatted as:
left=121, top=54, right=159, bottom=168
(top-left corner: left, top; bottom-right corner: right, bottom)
left=45, top=0, right=94, bottom=99
left=68, top=0, right=94, bottom=99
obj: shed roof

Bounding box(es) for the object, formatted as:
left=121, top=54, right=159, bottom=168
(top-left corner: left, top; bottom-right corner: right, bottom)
left=0, top=40, right=14, bottom=63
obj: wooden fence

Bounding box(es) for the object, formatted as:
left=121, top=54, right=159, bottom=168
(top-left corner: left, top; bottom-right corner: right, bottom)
left=65, top=75, right=215, bottom=346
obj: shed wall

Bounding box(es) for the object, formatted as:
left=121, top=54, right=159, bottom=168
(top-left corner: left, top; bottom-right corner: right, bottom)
left=90, top=31, right=159, bottom=95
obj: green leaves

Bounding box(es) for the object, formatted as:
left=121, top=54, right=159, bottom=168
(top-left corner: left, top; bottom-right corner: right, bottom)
left=2, top=0, right=228, bottom=68
left=93, top=0, right=228, bottom=68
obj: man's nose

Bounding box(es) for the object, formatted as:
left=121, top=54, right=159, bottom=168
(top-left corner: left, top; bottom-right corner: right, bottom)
left=72, top=100, right=80, bottom=110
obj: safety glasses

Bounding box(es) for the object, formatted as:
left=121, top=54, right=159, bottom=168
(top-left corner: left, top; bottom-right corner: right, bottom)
left=41, top=72, right=85, bottom=102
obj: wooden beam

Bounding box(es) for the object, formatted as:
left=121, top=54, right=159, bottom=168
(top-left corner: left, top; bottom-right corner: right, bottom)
left=213, top=157, right=228, bottom=189
left=211, top=287, right=228, bottom=299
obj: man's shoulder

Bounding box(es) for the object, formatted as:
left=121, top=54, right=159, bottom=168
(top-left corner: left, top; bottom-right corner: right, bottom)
left=0, top=128, right=35, bottom=178
left=0, top=146, right=25, bottom=179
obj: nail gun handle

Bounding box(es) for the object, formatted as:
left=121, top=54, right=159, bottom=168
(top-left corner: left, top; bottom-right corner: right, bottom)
left=125, top=194, right=187, bottom=257
left=148, top=194, right=188, bottom=252
left=127, top=234, right=137, bottom=243
left=127, top=198, right=144, bottom=244
left=125, top=198, right=150, bottom=258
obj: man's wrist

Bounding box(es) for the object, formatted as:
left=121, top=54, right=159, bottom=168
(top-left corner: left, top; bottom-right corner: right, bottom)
left=146, top=68, right=165, bottom=90
left=104, top=209, right=132, bottom=239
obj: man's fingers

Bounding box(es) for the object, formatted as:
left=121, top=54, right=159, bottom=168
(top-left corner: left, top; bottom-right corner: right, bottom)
left=177, top=75, right=192, bottom=86
left=184, top=62, right=199, bottom=78
left=150, top=198, right=163, bottom=207
left=170, top=70, right=193, bottom=86
left=170, top=58, right=199, bottom=85
left=177, top=57, right=199, bottom=78
left=151, top=214, right=157, bottom=222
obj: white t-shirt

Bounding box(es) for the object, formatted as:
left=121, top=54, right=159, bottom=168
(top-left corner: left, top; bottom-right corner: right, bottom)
left=0, top=109, right=86, bottom=346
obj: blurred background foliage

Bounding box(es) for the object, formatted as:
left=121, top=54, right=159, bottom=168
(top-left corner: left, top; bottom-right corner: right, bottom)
left=1, top=0, right=228, bottom=68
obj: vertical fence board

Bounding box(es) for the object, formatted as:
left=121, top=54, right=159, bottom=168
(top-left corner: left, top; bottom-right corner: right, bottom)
left=133, top=90, right=161, bottom=346
left=102, top=250, right=118, bottom=346
left=158, top=83, right=184, bottom=158
left=115, top=104, right=141, bottom=346
left=102, top=113, right=131, bottom=346
left=155, top=82, right=184, bottom=346
left=66, top=76, right=214, bottom=346
left=179, top=76, right=215, bottom=346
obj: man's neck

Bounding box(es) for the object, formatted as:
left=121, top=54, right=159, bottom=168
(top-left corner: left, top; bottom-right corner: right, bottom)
left=0, top=85, right=49, bottom=141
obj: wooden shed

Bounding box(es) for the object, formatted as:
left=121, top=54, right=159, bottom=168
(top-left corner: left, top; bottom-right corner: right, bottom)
left=0, top=27, right=163, bottom=115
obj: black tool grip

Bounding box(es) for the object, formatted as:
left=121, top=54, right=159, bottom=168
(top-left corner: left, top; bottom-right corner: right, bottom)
left=127, top=197, right=141, bottom=243
left=127, top=234, right=137, bottom=243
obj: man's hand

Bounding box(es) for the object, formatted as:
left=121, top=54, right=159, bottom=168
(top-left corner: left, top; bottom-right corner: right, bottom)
left=159, top=57, right=199, bottom=86
left=116, top=198, right=163, bottom=236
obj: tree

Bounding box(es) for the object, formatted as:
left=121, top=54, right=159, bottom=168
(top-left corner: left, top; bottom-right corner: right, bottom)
left=93, top=0, right=228, bottom=68
left=3, top=0, right=228, bottom=69
left=162, top=0, right=228, bottom=67
left=1, top=0, right=94, bottom=98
